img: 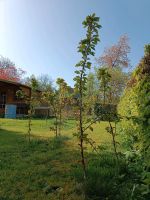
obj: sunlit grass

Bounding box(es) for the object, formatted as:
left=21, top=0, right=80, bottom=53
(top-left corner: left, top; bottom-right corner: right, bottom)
left=0, top=118, right=120, bottom=200
left=0, top=118, right=113, bottom=145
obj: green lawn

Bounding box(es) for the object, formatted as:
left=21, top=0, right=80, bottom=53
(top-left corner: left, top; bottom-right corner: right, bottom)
left=0, top=118, right=120, bottom=200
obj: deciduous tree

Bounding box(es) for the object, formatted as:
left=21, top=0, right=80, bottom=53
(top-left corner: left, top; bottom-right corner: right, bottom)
left=97, top=35, right=130, bottom=68
left=96, top=35, right=130, bottom=104
left=0, top=56, right=25, bottom=82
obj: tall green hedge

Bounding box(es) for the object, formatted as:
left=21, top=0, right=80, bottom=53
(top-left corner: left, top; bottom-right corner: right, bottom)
left=118, top=44, right=150, bottom=152
left=118, top=45, right=150, bottom=198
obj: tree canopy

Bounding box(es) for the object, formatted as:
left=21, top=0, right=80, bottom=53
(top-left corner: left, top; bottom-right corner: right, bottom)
left=0, top=56, right=25, bottom=82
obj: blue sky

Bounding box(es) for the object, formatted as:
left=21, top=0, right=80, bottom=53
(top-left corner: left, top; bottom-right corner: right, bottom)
left=0, top=0, right=150, bottom=86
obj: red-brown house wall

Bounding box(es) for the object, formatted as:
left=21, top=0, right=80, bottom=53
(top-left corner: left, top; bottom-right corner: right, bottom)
left=0, top=81, right=31, bottom=115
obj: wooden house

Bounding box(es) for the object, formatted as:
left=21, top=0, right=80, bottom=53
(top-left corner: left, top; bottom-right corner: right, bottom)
left=0, top=79, right=31, bottom=117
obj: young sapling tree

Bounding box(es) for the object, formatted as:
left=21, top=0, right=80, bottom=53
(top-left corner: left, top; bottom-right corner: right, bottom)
left=16, top=77, right=39, bottom=143
left=42, top=89, right=60, bottom=137
left=74, top=13, right=101, bottom=179
left=56, top=78, right=68, bottom=135
left=97, top=67, right=119, bottom=161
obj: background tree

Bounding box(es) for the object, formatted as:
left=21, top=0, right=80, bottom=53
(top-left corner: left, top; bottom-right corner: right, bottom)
left=0, top=56, right=25, bottom=82
left=94, top=35, right=131, bottom=160
left=96, top=35, right=130, bottom=104
left=74, top=13, right=101, bottom=179
left=96, top=67, right=129, bottom=104
left=96, top=67, right=119, bottom=160
left=37, top=74, right=53, bottom=91
left=97, top=35, right=130, bottom=68
left=85, top=73, right=98, bottom=115
left=97, top=67, right=111, bottom=105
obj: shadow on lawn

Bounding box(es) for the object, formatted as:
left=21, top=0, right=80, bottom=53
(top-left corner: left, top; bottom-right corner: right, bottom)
left=0, top=127, right=70, bottom=153
left=0, top=128, right=133, bottom=200
left=0, top=128, right=26, bottom=151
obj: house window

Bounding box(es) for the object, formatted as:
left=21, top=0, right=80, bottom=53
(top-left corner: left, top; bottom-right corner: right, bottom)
left=0, top=92, right=6, bottom=108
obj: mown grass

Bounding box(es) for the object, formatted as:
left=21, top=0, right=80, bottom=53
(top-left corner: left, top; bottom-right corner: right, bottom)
left=0, top=118, right=128, bottom=200
left=0, top=118, right=111, bottom=140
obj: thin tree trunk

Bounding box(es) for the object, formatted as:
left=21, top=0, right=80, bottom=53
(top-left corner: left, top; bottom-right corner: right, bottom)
left=28, top=116, right=31, bottom=143
left=104, top=85, right=106, bottom=105
left=28, top=105, right=32, bottom=144
left=108, top=120, right=118, bottom=161
left=79, top=74, right=86, bottom=179
left=59, top=108, right=62, bottom=136
left=79, top=100, right=86, bottom=179
left=55, top=115, right=58, bottom=137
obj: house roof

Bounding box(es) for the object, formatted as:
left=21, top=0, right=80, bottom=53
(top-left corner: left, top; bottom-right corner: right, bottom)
left=0, top=79, right=31, bottom=89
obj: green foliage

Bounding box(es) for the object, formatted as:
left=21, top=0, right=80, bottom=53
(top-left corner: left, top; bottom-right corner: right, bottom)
left=74, top=13, right=101, bottom=92
left=94, top=103, right=117, bottom=121
left=97, top=67, right=111, bottom=104
left=144, top=44, right=150, bottom=56
left=96, top=67, right=129, bottom=104
left=118, top=45, right=150, bottom=151
left=74, top=13, right=101, bottom=178
left=118, top=44, right=150, bottom=198
left=73, top=152, right=137, bottom=200
left=85, top=73, right=98, bottom=115
left=56, top=78, right=69, bottom=135
left=42, top=89, right=60, bottom=136
left=42, top=78, right=72, bottom=136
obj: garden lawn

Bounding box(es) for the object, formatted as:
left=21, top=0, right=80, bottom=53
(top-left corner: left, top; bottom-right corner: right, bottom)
left=0, top=118, right=117, bottom=200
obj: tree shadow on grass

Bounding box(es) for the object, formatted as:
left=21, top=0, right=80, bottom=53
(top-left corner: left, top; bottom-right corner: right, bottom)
left=0, top=130, right=80, bottom=200
left=0, top=128, right=70, bottom=153
left=0, top=128, right=133, bottom=200
left=0, top=128, right=26, bottom=152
